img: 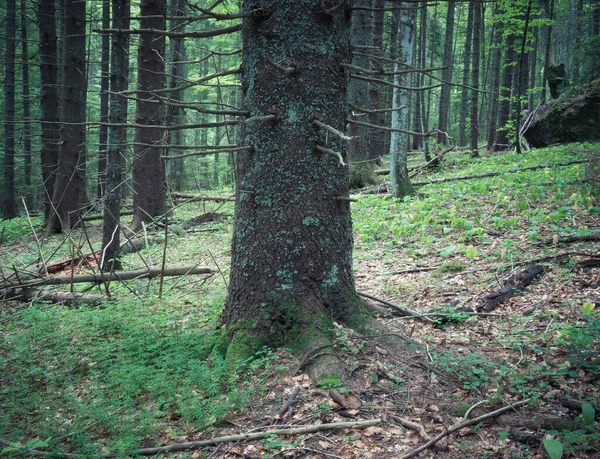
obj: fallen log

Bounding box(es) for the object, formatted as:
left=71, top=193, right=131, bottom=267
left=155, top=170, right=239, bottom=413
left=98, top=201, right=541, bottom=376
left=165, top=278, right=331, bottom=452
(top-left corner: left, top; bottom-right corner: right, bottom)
left=0, top=266, right=213, bottom=290
left=557, top=395, right=600, bottom=418
left=171, top=192, right=234, bottom=203
left=375, top=147, right=454, bottom=176
left=538, top=232, right=600, bottom=246
left=4, top=288, right=106, bottom=305
left=478, top=265, right=545, bottom=312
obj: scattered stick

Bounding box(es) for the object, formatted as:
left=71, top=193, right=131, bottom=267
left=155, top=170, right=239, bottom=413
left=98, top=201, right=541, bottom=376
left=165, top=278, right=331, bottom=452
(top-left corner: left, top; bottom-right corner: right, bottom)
left=391, top=265, right=439, bottom=275
left=538, top=232, right=600, bottom=246
left=5, top=288, right=106, bottom=305
left=399, top=400, right=530, bottom=459
left=254, top=387, right=301, bottom=430
left=557, top=395, right=600, bottom=418
left=171, top=192, right=235, bottom=203
left=393, top=416, right=430, bottom=440
left=358, top=291, right=434, bottom=323
left=102, top=419, right=381, bottom=457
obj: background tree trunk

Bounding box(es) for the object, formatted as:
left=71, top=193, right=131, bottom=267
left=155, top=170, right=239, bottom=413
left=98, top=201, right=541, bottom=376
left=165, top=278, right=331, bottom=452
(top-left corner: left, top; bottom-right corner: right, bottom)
left=222, top=0, right=366, bottom=382
left=437, top=0, right=456, bottom=145
left=2, top=0, right=17, bottom=219
left=49, top=0, right=87, bottom=233
left=458, top=2, right=474, bottom=147
left=101, top=0, right=130, bottom=272
left=494, top=34, right=516, bottom=151
left=368, top=0, right=385, bottom=163
left=486, top=7, right=503, bottom=150
left=38, top=0, right=60, bottom=222
left=96, top=0, right=110, bottom=201
left=21, top=0, right=32, bottom=207
left=470, top=1, right=482, bottom=157
left=132, top=0, right=167, bottom=230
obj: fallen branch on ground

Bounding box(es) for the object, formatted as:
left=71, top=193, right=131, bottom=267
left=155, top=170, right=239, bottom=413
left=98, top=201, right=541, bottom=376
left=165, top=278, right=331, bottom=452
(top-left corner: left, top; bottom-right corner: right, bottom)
left=393, top=416, right=430, bottom=440
left=358, top=291, right=434, bottom=323
left=399, top=399, right=530, bottom=459
left=478, top=265, right=545, bottom=312
left=0, top=266, right=213, bottom=290
left=171, top=192, right=234, bottom=203
left=538, top=232, right=600, bottom=246
left=102, top=419, right=381, bottom=457
left=3, top=288, right=106, bottom=305
left=375, top=147, right=455, bottom=177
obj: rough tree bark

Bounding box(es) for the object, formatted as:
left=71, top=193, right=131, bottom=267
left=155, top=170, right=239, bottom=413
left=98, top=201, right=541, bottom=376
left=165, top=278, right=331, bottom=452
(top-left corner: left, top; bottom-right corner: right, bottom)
left=437, top=0, right=456, bottom=145
left=2, top=0, right=17, bottom=219
left=368, top=0, right=385, bottom=162
left=486, top=8, right=503, bottom=150
left=494, top=34, right=516, bottom=151
left=389, top=2, right=416, bottom=199
left=220, top=0, right=380, bottom=383
left=37, top=0, right=60, bottom=222
left=49, top=0, right=87, bottom=233
left=132, top=0, right=167, bottom=230
left=458, top=2, right=474, bottom=147
left=101, top=0, right=130, bottom=272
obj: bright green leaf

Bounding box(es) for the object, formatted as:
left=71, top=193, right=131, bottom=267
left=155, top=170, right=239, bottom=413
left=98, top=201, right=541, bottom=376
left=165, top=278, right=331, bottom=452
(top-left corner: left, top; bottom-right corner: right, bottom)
left=543, top=439, right=563, bottom=459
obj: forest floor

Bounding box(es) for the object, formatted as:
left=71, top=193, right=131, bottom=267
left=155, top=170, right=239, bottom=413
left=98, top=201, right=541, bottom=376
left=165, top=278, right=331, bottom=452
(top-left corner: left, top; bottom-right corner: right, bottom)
left=1, top=143, right=599, bottom=458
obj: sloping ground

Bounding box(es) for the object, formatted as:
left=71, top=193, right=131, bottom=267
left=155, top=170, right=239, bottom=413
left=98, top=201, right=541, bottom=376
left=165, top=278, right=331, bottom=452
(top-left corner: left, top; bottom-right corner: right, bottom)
left=1, top=143, right=599, bottom=458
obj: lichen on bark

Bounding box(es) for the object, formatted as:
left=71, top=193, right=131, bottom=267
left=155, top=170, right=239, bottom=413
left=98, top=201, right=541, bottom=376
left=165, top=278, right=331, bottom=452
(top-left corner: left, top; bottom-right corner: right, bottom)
left=219, top=0, right=377, bottom=382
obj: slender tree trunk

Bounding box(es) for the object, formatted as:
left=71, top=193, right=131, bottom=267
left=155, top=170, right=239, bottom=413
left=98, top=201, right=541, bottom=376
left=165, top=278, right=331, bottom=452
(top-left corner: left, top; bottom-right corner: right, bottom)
left=348, top=0, right=378, bottom=189
left=470, top=1, right=482, bottom=157
left=515, top=0, right=534, bottom=154
left=417, top=3, right=430, bottom=160
left=458, top=2, right=474, bottom=147
left=101, top=0, right=130, bottom=272
left=20, top=0, right=33, bottom=207
left=2, top=0, right=17, bottom=218
left=486, top=8, right=503, bottom=150
left=132, top=0, right=167, bottom=230
left=164, top=0, right=186, bottom=191
left=390, top=3, right=416, bottom=199
left=494, top=34, right=516, bottom=151
left=572, top=0, right=583, bottom=82
left=97, top=0, right=110, bottom=201
left=38, top=0, right=60, bottom=222
left=368, top=0, right=385, bottom=163
left=49, top=0, right=87, bottom=233
left=214, top=53, right=223, bottom=189
left=223, top=0, right=368, bottom=383
left=437, top=0, right=456, bottom=144
left=541, top=0, right=554, bottom=103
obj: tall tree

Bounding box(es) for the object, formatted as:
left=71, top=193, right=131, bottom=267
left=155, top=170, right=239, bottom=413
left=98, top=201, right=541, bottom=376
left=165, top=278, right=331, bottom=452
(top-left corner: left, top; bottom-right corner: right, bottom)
left=515, top=0, right=534, bottom=154
left=368, top=0, right=385, bottom=162
left=96, top=0, right=110, bottom=201
left=38, top=0, right=60, bottom=221
left=437, top=0, right=456, bottom=144
left=390, top=2, right=416, bottom=199
left=348, top=0, right=378, bottom=188
left=101, top=0, right=130, bottom=272
left=541, top=0, right=555, bottom=103
left=221, top=0, right=374, bottom=381
left=486, top=8, right=503, bottom=150
left=49, top=0, right=87, bottom=233
left=131, top=0, right=167, bottom=230
left=458, top=2, right=474, bottom=147
left=494, top=33, right=516, bottom=150
left=21, top=0, right=32, bottom=205
left=470, top=1, right=482, bottom=157
left=2, top=0, right=17, bottom=218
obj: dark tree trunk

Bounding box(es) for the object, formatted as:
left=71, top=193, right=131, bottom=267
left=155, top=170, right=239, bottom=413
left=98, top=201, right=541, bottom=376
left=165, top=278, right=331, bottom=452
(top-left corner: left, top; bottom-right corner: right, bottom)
left=515, top=0, right=534, bottom=154
left=541, top=0, right=554, bottom=103
left=222, top=0, right=368, bottom=382
left=486, top=8, right=503, bottom=150
left=458, top=2, right=474, bottom=147
left=132, top=0, right=167, bottom=230
left=21, top=0, right=32, bottom=206
left=2, top=0, right=17, bottom=218
left=470, top=1, right=481, bottom=157
left=97, top=0, right=110, bottom=201
left=49, top=0, right=87, bottom=233
left=165, top=0, right=186, bottom=191
left=437, top=0, right=456, bottom=144
left=101, top=0, right=130, bottom=272
left=494, top=34, right=516, bottom=151
left=368, top=0, right=385, bottom=162
left=412, top=3, right=427, bottom=154
left=348, top=0, right=378, bottom=189
left=38, top=0, right=60, bottom=222
left=528, top=26, right=539, bottom=111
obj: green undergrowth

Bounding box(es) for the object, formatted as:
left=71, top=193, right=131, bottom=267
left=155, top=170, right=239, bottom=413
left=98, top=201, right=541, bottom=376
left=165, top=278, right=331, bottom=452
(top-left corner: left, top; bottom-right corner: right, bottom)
left=0, top=297, right=259, bottom=457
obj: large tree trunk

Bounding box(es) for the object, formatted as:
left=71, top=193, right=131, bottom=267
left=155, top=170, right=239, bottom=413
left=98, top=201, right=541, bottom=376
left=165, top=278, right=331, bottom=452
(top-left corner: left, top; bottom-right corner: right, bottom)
left=470, top=1, right=482, bottom=157
left=348, top=0, right=378, bottom=189
left=458, top=2, right=474, bottom=147
left=2, top=0, right=17, bottom=219
left=132, top=0, right=167, bottom=230
left=96, top=0, right=110, bottom=201
left=38, top=0, right=60, bottom=222
left=486, top=7, right=503, bottom=150
left=21, top=0, right=32, bottom=207
left=541, top=0, right=555, bottom=103
left=222, top=0, right=369, bottom=383
left=389, top=3, right=416, bottom=199
left=49, top=0, right=87, bottom=233
left=101, top=0, right=130, bottom=272
left=437, top=0, right=456, bottom=145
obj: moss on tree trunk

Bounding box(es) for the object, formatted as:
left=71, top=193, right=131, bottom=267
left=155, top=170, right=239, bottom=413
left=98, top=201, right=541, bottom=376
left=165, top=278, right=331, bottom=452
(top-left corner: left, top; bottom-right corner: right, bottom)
left=220, top=0, right=373, bottom=382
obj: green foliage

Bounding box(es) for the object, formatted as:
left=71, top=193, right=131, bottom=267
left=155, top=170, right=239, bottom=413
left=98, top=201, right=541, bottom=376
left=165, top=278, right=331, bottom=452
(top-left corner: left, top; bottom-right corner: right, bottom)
left=543, top=439, right=564, bottom=459
left=0, top=216, right=43, bottom=246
